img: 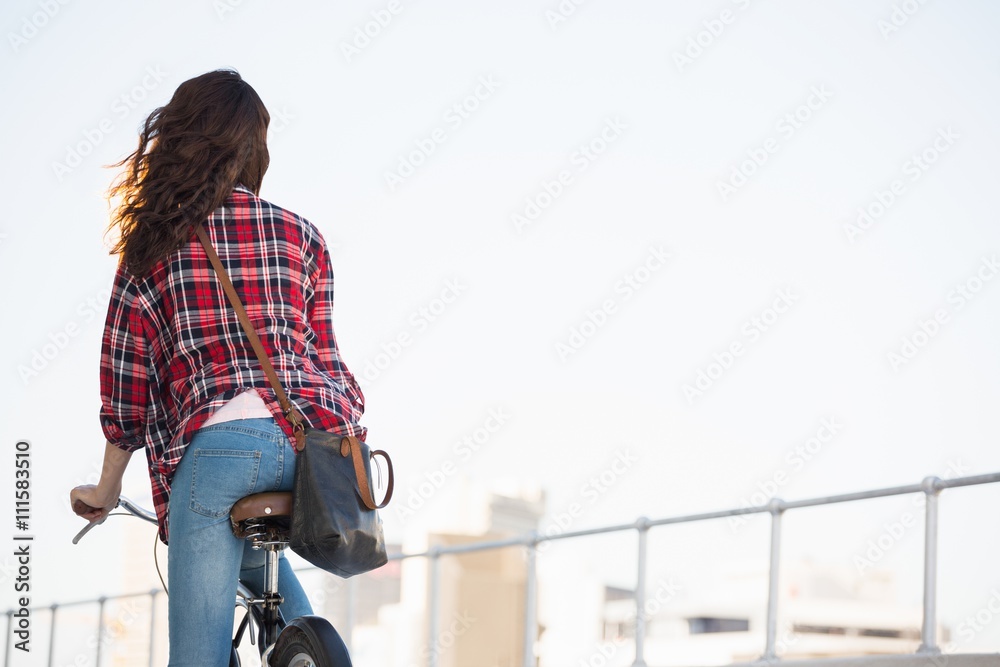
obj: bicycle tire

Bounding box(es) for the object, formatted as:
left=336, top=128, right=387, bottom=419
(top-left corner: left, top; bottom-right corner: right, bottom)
left=270, top=616, right=352, bottom=667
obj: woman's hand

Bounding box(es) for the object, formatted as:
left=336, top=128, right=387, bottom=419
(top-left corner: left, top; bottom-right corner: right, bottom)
left=70, top=483, right=120, bottom=522
left=70, top=441, right=134, bottom=522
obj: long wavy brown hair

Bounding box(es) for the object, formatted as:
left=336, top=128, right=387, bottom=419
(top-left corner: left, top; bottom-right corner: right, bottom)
left=107, top=69, right=270, bottom=277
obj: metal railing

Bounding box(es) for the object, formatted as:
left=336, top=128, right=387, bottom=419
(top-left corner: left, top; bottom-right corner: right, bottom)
left=4, top=588, right=162, bottom=667
left=399, top=471, right=1000, bottom=667
left=6, top=471, right=999, bottom=667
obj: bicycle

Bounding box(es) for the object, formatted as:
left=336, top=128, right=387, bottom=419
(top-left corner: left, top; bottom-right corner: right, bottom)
left=73, top=492, right=352, bottom=666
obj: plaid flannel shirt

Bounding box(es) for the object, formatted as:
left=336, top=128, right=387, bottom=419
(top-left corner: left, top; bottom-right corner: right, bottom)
left=99, top=185, right=366, bottom=543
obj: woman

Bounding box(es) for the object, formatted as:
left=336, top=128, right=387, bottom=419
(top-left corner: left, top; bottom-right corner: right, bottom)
left=69, top=69, right=366, bottom=665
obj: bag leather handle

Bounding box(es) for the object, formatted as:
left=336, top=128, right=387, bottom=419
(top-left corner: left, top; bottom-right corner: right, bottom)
left=341, top=436, right=394, bottom=509
left=194, top=223, right=306, bottom=452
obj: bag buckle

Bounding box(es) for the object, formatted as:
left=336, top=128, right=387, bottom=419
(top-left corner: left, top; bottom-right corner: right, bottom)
left=285, top=408, right=307, bottom=452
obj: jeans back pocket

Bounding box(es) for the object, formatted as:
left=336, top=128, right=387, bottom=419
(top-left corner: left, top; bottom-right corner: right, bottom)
left=189, top=449, right=261, bottom=518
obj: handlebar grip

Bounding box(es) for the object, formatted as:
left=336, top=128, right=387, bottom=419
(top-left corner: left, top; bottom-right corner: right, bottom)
left=73, top=499, right=101, bottom=515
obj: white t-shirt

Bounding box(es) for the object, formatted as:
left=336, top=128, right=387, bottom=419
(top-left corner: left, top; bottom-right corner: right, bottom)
left=202, top=389, right=272, bottom=427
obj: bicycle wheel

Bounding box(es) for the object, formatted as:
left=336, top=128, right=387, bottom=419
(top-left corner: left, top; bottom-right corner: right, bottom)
left=270, top=616, right=352, bottom=667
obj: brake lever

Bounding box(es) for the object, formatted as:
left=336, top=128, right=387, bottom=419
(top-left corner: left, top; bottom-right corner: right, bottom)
left=71, top=499, right=120, bottom=544
left=72, top=516, right=108, bottom=544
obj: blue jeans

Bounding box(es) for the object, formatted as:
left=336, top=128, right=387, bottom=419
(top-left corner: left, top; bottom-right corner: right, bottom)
left=167, top=417, right=313, bottom=666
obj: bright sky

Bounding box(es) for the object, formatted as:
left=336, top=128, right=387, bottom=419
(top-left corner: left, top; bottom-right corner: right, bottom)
left=2, top=0, right=1000, bottom=658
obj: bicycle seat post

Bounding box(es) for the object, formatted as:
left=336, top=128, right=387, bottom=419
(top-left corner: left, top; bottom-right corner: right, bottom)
left=265, top=542, right=281, bottom=596
left=230, top=492, right=294, bottom=650
left=260, top=540, right=285, bottom=646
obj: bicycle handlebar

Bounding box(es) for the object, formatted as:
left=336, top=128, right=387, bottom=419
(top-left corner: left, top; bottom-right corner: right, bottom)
left=119, top=496, right=158, bottom=524
left=72, top=495, right=157, bottom=544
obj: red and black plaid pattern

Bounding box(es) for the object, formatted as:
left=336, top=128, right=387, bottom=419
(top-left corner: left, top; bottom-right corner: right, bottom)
left=99, top=185, right=365, bottom=543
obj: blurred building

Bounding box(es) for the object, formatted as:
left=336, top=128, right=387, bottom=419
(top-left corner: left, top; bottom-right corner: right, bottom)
left=600, top=561, right=946, bottom=666
left=344, top=482, right=546, bottom=666
left=321, top=543, right=404, bottom=643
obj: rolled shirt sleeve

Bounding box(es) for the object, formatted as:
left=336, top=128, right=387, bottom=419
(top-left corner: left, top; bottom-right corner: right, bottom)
left=99, top=260, right=149, bottom=453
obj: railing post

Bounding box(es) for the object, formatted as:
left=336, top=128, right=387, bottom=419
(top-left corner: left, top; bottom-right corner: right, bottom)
left=345, top=575, right=357, bottom=652
left=148, top=589, right=158, bottom=667
left=47, top=604, right=58, bottom=667
left=761, top=499, right=784, bottom=662
left=918, top=476, right=942, bottom=655
left=95, top=596, right=106, bottom=667
left=633, top=518, right=650, bottom=667
left=427, top=549, right=441, bottom=667
left=523, top=534, right=538, bottom=667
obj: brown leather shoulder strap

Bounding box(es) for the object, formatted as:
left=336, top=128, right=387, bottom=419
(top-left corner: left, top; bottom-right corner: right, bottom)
left=194, top=223, right=306, bottom=451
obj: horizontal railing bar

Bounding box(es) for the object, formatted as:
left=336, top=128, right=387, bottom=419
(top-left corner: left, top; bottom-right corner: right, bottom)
left=382, top=521, right=647, bottom=562
left=401, top=535, right=530, bottom=559
left=537, top=521, right=639, bottom=542
left=938, top=471, right=1000, bottom=490
left=374, top=471, right=1000, bottom=559
left=780, top=483, right=924, bottom=510
left=32, top=471, right=999, bottom=617
left=7, top=590, right=158, bottom=614
left=649, top=507, right=766, bottom=526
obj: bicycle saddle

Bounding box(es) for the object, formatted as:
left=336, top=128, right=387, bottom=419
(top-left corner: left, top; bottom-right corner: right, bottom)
left=230, top=492, right=292, bottom=541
